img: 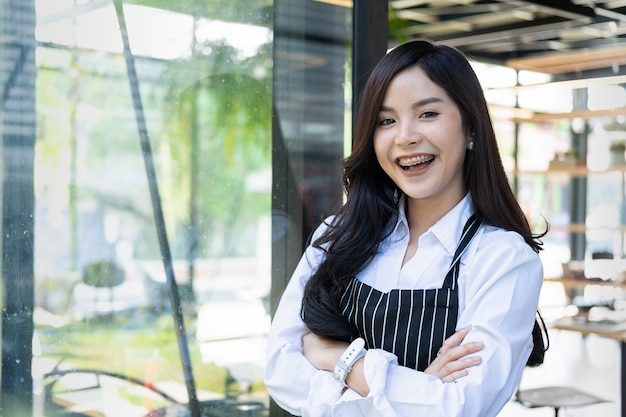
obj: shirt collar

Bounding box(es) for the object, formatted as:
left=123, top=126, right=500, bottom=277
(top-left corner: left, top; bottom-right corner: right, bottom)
left=431, top=194, right=474, bottom=256
left=394, top=194, right=475, bottom=256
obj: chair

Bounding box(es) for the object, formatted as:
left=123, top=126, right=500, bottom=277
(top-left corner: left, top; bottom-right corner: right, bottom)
left=516, top=385, right=608, bottom=417
left=82, top=260, right=125, bottom=315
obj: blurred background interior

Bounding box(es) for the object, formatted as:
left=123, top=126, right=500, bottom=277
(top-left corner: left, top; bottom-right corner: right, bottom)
left=3, top=0, right=626, bottom=416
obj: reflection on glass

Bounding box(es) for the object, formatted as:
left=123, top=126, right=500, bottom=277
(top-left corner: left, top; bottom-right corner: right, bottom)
left=5, top=1, right=351, bottom=415
left=30, top=1, right=273, bottom=416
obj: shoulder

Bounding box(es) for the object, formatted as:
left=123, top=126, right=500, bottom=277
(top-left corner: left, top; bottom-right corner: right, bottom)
left=479, top=223, right=530, bottom=247
left=459, top=224, right=544, bottom=298
left=472, top=223, right=543, bottom=274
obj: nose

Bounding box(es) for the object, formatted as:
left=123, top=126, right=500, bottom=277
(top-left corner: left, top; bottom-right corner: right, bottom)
left=396, top=120, right=422, bottom=146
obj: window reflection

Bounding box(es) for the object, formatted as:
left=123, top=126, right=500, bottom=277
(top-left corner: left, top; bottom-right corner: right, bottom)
left=32, top=1, right=274, bottom=415
left=3, top=0, right=351, bottom=416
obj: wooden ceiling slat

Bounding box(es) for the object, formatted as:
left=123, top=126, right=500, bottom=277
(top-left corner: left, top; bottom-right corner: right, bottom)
left=391, top=0, right=626, bottom=76
left=489, top=105, right=626, bottom=122
left=506, top=44, right=626, bottom=73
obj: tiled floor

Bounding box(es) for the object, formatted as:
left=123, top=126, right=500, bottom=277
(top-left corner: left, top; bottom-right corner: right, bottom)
left=498, top=327, right=621, bottom=417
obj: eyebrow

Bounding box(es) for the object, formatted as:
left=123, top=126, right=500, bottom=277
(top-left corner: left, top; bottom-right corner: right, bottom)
left=379, top=96, right=444, bottom=112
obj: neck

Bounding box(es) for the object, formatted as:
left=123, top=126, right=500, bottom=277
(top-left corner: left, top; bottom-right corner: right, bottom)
left=405, top=191, right=466, bottom=236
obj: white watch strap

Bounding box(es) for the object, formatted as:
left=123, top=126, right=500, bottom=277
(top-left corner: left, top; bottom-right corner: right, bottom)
left=332, top=337, right=367, bottom=386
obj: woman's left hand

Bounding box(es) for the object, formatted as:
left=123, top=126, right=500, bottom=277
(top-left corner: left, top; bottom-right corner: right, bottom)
left=425, top=325, right=483, bottom=383
left=302, top=332, right=348, bottom=371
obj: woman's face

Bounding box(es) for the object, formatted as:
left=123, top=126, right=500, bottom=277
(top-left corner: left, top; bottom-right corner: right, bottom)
left=373, top=65, right=470, bottom=210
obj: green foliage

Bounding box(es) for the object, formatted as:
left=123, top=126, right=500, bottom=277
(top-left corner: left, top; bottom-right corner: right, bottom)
left=36, top=12, right=273, bottom=261
left=388, top=5, right=412, bottom=44
left=159, top=40, right=272, bottom=258
left=39, top=314, right=230, bottom=394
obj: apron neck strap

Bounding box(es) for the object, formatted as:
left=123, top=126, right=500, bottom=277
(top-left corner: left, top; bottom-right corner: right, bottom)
left=444, top=214, right=482, bottom=286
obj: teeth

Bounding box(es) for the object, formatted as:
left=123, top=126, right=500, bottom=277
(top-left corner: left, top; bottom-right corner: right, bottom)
left=398, top=155, right=434, bottom=167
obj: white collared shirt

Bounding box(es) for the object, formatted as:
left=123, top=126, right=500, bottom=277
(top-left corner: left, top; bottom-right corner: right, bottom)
left=264, top=194, right=544, bottom=417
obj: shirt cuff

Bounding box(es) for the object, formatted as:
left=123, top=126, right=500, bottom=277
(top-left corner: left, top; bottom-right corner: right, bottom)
left=330, top=350, right=399, bottom=417
left=361, top=349, right=398, bottom=397
left=333, top=349, right=398, bottom=401
left=302, top=370, right=344, bottom=417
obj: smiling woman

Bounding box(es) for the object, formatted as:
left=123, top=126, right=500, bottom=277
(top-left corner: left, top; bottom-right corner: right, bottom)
left=265, top=39, right=548, bottom=417
left=373, top=65, right=469, bottom=223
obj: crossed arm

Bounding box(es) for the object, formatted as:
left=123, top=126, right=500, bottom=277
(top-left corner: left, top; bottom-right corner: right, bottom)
left=301, top=325, right=483, bottom=397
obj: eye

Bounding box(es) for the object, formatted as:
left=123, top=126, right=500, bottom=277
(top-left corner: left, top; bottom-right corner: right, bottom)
left=420, top=111, right=439, bottom=119
left=378, top=117, right=395, bottom=126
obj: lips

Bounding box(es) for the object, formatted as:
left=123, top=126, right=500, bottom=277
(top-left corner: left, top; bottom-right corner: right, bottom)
left=397, top=154, right=434, bottom=170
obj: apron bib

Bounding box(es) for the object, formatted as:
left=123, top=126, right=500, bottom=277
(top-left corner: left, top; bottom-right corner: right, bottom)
left=339, top=215, right=481, bottom=371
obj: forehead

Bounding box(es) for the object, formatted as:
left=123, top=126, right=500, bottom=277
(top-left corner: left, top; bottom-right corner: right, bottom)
left=383, top=66, right=449, bottom=103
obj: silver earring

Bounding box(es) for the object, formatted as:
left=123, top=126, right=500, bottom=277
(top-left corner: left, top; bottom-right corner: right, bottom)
left=467, top=141, right=474, bottom=150
left=393, top=188, right=399, bottom=204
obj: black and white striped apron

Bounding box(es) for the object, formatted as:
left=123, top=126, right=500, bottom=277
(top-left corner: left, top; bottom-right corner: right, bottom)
left=339, top=215, right=481, bottom=371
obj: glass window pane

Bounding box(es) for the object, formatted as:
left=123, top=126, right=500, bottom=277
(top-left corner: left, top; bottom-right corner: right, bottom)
left=2, top=1, right=351, bottom=416
left=32, top=1, right=275, bottom=414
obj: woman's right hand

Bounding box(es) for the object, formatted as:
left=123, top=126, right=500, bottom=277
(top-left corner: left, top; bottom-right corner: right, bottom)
left=424, top=325, right=483, bottom=383
left=301, top=332, right=348, bottom=371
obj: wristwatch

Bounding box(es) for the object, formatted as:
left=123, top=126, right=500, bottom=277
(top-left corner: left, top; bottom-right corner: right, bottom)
left=332, top=337, right=367, bottom=386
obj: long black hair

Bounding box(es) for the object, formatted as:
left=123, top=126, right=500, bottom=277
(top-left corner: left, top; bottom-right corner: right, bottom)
left=301, top=39, right=547, bottom=344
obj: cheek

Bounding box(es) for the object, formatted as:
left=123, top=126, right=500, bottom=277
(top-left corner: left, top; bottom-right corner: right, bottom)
left=443, top=128, right=469, bottom=159
left=446, top=144, right=466, bottom=168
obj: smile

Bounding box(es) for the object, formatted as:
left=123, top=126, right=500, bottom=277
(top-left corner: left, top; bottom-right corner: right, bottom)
left=397, top=154, right=434, bottom=170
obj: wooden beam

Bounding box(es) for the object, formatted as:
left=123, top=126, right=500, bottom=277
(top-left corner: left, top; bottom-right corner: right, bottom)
left=506, top=44, right=626, bottom=74
left=489, top=104, right=626, bottom=122
left=486, top=74, right=626, bottom=92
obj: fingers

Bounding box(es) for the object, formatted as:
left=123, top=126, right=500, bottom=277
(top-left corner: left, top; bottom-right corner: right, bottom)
left=425, top=325, right=484, bottom=382
left=440, top=354, right=482, bottom=377
left=441, top=369, right=468, bottom=383
left=440, top=367, right=471, bottom=384
left=439, top=325, right=472, bottom=352
left=427, top=349, right=482, bottom=383
left=438, top=340, right=483, bottom=362
left=436, top=325, right=481, bottom=361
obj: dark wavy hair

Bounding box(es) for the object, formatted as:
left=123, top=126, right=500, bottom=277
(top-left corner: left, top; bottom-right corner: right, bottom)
left=301, top=39, right=547, bottom=344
